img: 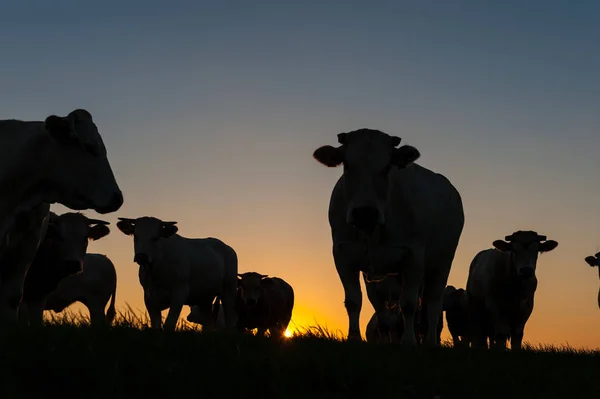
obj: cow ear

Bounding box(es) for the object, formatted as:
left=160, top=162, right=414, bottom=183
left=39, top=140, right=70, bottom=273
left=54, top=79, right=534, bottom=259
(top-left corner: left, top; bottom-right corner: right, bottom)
left=89, top=225, right=110, bottom=241
left=493, top=240, right=512, bottom=252
left=539, top=240, right=558, bottom=253
left=391, top=145, right=420, bottom=168
left=260, top=274, right=268, bottom=280
left=116, top=220, right=135, bottom=236
left=585, top=256, right=598, bottom=267
left=45, top=115, right=75, bottom=141
left=160, top=223, right=178, bottom=238
left=313, top=145, right=344, bottom=167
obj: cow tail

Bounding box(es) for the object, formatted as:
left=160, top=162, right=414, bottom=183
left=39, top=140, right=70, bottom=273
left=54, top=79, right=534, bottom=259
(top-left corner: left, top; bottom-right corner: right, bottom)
left=105, top=274, right=117, bottom=325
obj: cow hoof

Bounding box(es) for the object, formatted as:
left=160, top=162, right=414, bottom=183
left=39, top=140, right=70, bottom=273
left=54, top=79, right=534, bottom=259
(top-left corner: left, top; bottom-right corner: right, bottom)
left=347, top=332, right=363, bottom=342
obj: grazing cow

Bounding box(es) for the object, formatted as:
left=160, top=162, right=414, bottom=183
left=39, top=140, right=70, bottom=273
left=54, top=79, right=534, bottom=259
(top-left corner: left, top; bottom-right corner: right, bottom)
left=44, top=253, right=118, bottom=326
left=0, top=109, right=123, bottom=254
left=583, top=253, right=600, bottom=309
left=0, top=204, right=50, bottom=323
left=312, top=129, right=464, bottom=346
left=442, top=285, right=470, bottom=347
left=187, top=298, right=226, bottom=331
left=466, top=231, right=558, bottom=350
left=116, top=217, right=238, bottom=332
left=235, top=272, right=295, bottom=339
left=364, top=275, right=403, bottom=343
left=19, top=213, right=111, bottom=325
left=365, top=276, right=443, bottom=344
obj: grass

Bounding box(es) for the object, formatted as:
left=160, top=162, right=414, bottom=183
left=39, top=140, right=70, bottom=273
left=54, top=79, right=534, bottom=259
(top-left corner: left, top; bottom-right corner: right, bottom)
left=0, top=309, right=598, bottom=399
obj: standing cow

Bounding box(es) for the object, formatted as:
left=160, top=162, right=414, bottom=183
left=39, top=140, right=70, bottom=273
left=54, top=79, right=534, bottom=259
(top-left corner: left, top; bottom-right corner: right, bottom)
left=19, top=212, right=111, bottom=325
left=235, top=272, right=294, bottom=339
left=583, top=253, right=600, bottom=309
left=0, top=109, right=123, bottom=323
left=44, top=254, right=118, bottom=326
left=466, top=231, right=558, bottom=350
left=312, top=129, right=464, bottom=346
left=116, top=217, right=238, bottom=332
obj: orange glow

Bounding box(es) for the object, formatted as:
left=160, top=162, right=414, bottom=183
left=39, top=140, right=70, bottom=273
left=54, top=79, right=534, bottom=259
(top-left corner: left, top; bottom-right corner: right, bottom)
left=284, top=329, right=293, bottom=338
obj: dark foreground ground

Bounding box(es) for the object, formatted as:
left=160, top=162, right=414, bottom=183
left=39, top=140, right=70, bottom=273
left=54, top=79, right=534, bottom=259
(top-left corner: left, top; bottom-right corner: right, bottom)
left=0, top=312, right=598, bottom=399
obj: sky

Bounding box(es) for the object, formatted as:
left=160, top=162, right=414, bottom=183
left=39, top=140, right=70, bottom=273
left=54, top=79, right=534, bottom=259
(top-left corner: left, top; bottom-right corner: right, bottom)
left=1, top=0, right=599, bottom=348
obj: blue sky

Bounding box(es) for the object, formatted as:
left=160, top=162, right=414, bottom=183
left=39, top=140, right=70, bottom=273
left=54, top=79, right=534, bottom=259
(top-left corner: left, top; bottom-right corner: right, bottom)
left=1, top=0, right=599, bottom=346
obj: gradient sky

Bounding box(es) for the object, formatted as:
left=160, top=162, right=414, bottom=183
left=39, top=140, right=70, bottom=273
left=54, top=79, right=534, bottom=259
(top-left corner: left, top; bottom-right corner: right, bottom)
left=2, top=1, right=599, bottom=348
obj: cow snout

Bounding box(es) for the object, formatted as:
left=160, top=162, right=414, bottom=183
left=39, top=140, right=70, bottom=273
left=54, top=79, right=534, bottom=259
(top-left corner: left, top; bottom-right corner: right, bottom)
left=62, top=260, right=83, bottom=275
left=519, top=267, right=534, bottom=279
left=96, top=190, right=124, bottom=214
left=349, top=206, right=380, bottom=232
left=245, top=297, right=257, bottom=307
left=134, top=253, right=151, bottom=267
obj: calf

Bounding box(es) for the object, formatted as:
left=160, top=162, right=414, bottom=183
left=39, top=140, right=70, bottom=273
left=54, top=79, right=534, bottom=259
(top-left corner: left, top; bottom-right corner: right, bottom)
left=584, top=253, right=600, bottom=309
left=45, top=253, right=118, bottom=326
left=117, top=216, right=238, bottom=332
left=236, top=272, right=294, bottom=339
left=442, top=285, right=471, bottom=347
left=466, top=230, right=558, bottom=350
left=19, top=212, right=110, bottom=325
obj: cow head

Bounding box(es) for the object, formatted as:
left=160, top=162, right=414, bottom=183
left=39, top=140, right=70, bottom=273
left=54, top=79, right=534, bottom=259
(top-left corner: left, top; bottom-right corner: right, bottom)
left=43, top=109, right=123, bottom=214
left=313, top=129, right=420, bottom=233
left=237, top=272, right=268, bottom=307
left=442, top=285, right=467, bottom=312
left=44, top=212, right=110, bottom=275
left=116, top=216, right=178, bottom=268
left=492, top=231, right=558, bottom=279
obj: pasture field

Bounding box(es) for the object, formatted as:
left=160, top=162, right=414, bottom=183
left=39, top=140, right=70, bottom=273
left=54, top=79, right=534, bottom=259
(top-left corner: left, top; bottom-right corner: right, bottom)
left=0, top=310, right=598, bottom=399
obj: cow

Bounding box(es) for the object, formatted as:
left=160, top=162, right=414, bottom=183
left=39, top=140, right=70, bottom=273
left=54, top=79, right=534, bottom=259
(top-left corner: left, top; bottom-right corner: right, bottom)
left=0, top=204, right=50, bottom=323
left=583, top=253, right=600, bottom=309
left=44, top=254, right=118, bottom=326
left=235, top=272, right=294, bottom=339
left=0, top=109, right=122, bottom=324
left=116, top=216, right=238, bottom=332
left=0, top=109, right=123, bottom=254
left=312, top=128, right=464, bottom=346
left=187, top=297, right=226, bottom=331
left=466, top=231, right=558, bottom=350
left=19, top=212, right=111, bottom=326
left=442, top=285, right=471, bottom=348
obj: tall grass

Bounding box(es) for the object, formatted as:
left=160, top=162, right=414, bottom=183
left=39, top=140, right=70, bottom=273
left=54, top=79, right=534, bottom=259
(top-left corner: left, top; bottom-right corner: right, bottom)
left=1, top=308, right=598, bottom=399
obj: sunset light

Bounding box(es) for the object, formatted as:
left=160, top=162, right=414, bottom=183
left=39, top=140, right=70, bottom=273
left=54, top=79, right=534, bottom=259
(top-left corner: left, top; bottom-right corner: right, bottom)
left=284, top=329, right=293, bottom=338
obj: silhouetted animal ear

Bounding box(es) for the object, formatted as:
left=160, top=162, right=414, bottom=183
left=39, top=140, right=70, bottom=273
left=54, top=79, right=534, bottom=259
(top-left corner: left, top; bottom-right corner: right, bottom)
left=89, top=225, right=110, bottom=241
left=337, top=132, right=347, bottom=144
left=116, top=218, right=136, bottom=235
left=45, top=115, right=75, bottom=141
left=313, top=145, right=344, bottom=167
left=160, top=222, right=178, bottom=238
left=539, top=240, right=558, bottom=253
left=585, top=256, right=598, bottom=267
left=390, top=136, right=402, bottom=147
left=391, top=145, right=420, bottom=168
left=493, top=240, right=512, bottom=252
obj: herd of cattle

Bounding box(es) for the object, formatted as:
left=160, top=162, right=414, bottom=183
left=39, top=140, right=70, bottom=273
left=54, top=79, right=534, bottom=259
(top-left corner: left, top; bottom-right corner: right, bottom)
left=0, top=109, right=598, bottom=350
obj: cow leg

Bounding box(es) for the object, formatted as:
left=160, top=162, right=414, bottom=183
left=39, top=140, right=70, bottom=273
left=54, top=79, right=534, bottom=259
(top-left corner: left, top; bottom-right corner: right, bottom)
left=399, top=254, right=425, bottom=348
left=20, top=300, right=45, bottom=327
left=256, top=327, right=267, bottom=337
left=88, top=302, right=108, bottom=328
left=333, top=242, right=364, bottom=341
left=220, top=285, right=238, bottom=332
left=0, top=272, right=27, bottom=325
left=486, top=300, right=509, bottom=350
left=163, top=291, right=187, bottom=332
left=144, top=295, right=162, bottom=330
